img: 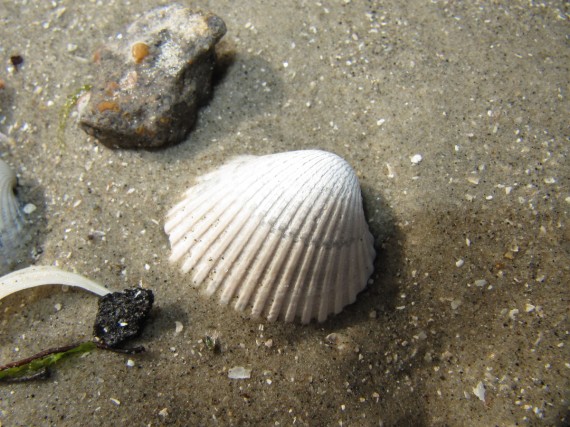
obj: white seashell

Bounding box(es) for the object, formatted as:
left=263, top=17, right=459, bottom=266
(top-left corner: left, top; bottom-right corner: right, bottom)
left=164, top=150, right=375, bottom=323
left=0, top=158, right=25, bottom=272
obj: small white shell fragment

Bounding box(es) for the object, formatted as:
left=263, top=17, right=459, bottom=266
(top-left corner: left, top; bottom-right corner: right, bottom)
left=165, top=150, right=376, bottom=324
left=474, top=279, right=487, bottom=287
left=467, top=176, right=480, bottom=185
left=410, top=154, right=422, bottom=164
left=174, top=321, right=184, bottom=334
left=22, top=203, right=36, bottom=214
left=455, top=259, right=464, bottom=267
left=509, top=308, right=519, bottom=320
left=473, top=382, right=486, bottom=401
left=126, top=359, right=135, bottom=367
left=325, top=332, right=355, bottom=352
left=228, top=366, right=251, bottom=379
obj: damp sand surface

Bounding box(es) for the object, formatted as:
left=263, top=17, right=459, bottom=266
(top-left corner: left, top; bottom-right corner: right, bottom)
left=0, top=1, right=568, bottom=426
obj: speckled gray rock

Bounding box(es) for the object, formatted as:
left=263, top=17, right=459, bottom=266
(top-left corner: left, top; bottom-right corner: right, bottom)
left=79, top=5, right=226, bottom=149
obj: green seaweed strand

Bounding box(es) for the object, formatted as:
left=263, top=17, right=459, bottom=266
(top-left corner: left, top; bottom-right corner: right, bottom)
left=0, top=341, right=96, bottom=381
left=58, top=84, right=92, bottom=144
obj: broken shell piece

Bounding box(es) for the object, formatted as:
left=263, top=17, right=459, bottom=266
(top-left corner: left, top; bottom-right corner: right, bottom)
left=228, top=366, right=251, bottom=379
left=0, top=266, right=112, bottom=301
left=164, top=150, right=376, bottom=324
left=79, top=5, right=226, bottom=149
left=0, top=158, right=25, bottom=274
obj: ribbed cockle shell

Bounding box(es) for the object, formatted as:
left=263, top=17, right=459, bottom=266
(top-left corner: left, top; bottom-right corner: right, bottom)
left=164, top=150, right=375, bottom=323
left=0, top=158, right=25, bottom=274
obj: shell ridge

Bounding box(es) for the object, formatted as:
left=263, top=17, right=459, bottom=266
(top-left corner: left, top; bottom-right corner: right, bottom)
left=302, top=165, right=364, bottom=322
left=283, top=243, right=318, bottom=322
left=252, top=153, right=332, bottom=232
left=350, top=241, right=369, bottom=302
left=269, top=155, right=343, bottom=244
left=300, top=244, right=330, bottom=323
left=251, top=236, right=298, bottom=320
left=209, top=151, right=336, bottom=310
left=0, top=159, right=25, bottom=268
left=166, top=155, right=274, bottom=235
left=267, top=242, right=307, bottom=322
left=203, top=213, right=266, bottom=296
left=190, top=203, right=258, bottom=284
left=166, top=192, right=224, bottom=244
left=265, top=164, right=346, bottom=316
left=296, top=198, right=344, bottom=322
left=318, top=245, right=338, bottom=321
left=284, top=161, right=356, bottom=322
left=176, top=190, right=257, bottom=270
left=167, top=157, right=288, bottom=261
left=166, top=173, right=254, bottom=243
left=310, top=182, right=355, bottom=321
left=235, top=227, right=284, bottom=312
left=334, top=245, right=350, bottom=313
left=177, top=156, right=317, bottom=285
left=251, top=180, right=337, bottom=319
left=219, top=222, right=272, bottom=305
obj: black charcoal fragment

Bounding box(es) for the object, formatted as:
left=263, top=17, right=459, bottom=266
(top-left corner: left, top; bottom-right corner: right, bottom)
left=94, top=288, right=154, bottom=347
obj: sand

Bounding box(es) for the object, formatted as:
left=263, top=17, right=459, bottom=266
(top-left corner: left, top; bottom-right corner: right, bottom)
left=0, top=1, right=568, bottom=425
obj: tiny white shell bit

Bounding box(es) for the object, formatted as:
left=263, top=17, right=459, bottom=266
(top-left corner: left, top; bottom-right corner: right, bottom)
left=164, top=150, right=376, bottom=323
left=0, top=158, right=25, bottom=273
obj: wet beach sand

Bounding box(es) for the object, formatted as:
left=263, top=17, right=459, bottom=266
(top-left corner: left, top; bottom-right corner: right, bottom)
left=0, top=1, right=568, bottom=425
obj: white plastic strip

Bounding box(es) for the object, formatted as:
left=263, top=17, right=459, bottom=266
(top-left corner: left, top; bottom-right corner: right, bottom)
left=0, top=266, right=112, bottom=301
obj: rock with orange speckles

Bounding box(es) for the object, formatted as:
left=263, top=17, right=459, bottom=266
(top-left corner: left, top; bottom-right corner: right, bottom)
left=79, top=4, right=226, bottom=149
